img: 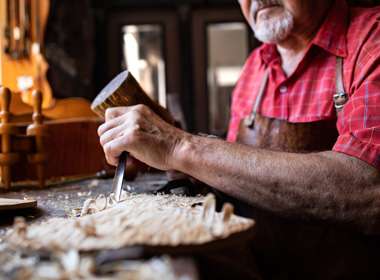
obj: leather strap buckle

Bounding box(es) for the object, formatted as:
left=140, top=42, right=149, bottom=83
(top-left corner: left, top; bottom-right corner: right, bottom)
left=244, top=113, right=256, bottom=129
left=333, top=92, right=348, bottom=111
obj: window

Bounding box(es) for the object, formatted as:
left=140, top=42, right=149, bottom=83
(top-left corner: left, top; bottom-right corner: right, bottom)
left=207, top=22, right=249, bottom=135
left=122, top=24, right=166, bottom=106
left=192, top=8, right=255, bottom=133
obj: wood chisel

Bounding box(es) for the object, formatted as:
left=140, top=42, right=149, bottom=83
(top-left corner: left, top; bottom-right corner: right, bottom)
left=112, top=151, right=127, bottom=201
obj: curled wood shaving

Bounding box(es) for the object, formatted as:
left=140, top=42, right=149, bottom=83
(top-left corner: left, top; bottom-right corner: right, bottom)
left=13, top=217, right=28, bottom=238
left=79, top=192, right=123, bottom=217
left=222, top=203, right=234, bottom=222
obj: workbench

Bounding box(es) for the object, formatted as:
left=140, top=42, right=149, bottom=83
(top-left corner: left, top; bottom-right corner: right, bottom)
left=0, top=172, right=168, bottom=235
left=0, top=173, right=259, bottom=279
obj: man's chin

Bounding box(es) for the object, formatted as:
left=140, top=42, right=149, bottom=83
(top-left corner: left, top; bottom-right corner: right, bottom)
left=254, top=34, right=283, bottom=44
left=252, top=26, right=286, bottom=44
left=251, top=18, right=294, bottom=44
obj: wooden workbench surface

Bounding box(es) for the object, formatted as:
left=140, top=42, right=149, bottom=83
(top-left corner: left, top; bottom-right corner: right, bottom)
left=0, top=172, right=168, bottom=235
left=0, top=173, right=260, bottom=280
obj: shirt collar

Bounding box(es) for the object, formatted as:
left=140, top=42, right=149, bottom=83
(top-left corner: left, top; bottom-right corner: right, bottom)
left=259, top=0, right=348, bottom=64
left=258, top=44, right=278, bottom=66
left=312, top=0, right=348, bottom=58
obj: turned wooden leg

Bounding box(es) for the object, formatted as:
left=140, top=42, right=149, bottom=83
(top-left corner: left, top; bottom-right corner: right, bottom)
left=0, top=87, right=12, bottom=189
left=27, top=90, right=46, bottom=188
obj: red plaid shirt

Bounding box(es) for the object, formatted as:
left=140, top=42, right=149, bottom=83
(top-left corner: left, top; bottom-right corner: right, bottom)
left=227, top=0, right=380, bottom=170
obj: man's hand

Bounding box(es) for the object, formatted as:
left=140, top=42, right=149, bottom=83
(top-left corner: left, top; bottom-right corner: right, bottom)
left=97, top=105, right=188, bottom=171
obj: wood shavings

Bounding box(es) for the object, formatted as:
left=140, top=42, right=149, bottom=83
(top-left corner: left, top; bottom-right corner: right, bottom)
left=75, top=218, right=98, bottom=237
left=13, top=217, right=28, bottom=238
left=58, top=249, right=95, bottom=279
left=110, top=256, right=194, bottom=280
left=80, top=198, right=97, bottom=216
left=202, top=194, right=216, bottom=227
left=79, top=192, right=119, bottom=216
left=0, top=244, right=96, bottom=279
left=0, top=241, right=195, bottom=280
left=222, top=203, right=234, bottom=222
left=6, top=193, right=254, bottom=252
left=89, top=180, right=100, bottom=188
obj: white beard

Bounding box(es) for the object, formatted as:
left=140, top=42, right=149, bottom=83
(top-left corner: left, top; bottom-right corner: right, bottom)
left=251, top=9, right=295, bottom=44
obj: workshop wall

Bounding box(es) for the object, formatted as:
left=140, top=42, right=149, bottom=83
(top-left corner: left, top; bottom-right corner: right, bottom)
left=45, top=0, right=95, bottom=100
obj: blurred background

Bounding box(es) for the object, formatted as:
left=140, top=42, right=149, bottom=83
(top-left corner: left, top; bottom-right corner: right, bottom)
left=3, top=0, right=380, bottom=136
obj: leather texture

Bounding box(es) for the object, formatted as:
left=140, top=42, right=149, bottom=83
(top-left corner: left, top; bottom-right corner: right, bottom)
left=237, top=113, right=339, bottom=153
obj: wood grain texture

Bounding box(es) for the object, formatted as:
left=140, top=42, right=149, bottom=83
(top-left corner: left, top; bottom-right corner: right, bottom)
left=6, top=193, right=254, bottom=252
left=92, top=71, right=174, bottom=124
left=0, top=87, right=15, bottom=189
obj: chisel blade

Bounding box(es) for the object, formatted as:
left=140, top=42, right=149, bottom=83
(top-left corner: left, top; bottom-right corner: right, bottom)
left=112, top=151, right=128, bottom=202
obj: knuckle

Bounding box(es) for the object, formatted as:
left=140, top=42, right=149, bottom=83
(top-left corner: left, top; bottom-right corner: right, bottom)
left=134, top=104, right=145, bottom=112
left=128, top=112, right=140, bottom=124
left=134, top=104, right=150, bottom=115
left=99, top=134, right=107, bottom=146
left=127, top=112, right=144, bottom=129
left=105, top=107, right=126, bottom=121
left=97, top=124, right=105, bottom=136
left=105, top=108, right=116, bottom=121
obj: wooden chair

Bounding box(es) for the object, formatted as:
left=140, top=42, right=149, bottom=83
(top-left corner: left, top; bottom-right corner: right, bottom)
left=0, top=86, right=45, bottom=189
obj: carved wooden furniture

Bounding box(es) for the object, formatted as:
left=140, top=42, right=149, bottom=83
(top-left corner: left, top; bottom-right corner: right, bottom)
left=26, top=90, right=46, bottom=187
left=0, top=86, right=108, bottom=190
left=0, top=86, right=45, bottom=189
left=1, top=0, right=54, bottom=108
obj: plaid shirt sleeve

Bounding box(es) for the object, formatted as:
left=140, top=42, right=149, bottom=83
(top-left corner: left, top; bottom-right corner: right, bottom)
left=333, top=40, right=380, bottom=169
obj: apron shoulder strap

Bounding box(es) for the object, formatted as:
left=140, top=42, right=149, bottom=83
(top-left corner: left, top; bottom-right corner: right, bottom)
left=244, top=69, right=270, bottom=128
left=245, top=56, right=347, bottom=128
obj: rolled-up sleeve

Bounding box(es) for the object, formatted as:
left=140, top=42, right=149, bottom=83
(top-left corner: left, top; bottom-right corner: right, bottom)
left=333, top=47, right=380, bottom=170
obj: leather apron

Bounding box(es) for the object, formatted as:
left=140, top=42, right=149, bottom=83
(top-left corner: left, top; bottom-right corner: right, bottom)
left=233, top=58, right=380, bottom=280
left=237, top=57, right=346, bottom=150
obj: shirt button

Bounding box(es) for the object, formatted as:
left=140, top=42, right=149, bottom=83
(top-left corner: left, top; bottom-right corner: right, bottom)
left=279, top=85, right=287, bottom=93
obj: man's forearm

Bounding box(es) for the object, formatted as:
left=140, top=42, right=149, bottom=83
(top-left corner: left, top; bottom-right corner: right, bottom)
left=173, top=134, right=380, bottom=233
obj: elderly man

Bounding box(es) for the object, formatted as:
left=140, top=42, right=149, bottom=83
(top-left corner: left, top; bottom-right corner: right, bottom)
left=98, top=0, right=380, bottom=279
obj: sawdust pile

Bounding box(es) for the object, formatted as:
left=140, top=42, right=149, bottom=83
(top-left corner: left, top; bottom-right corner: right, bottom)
left=6, top=193, right=254, bottom=251
left=0, top=244, right=196, bottom=280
